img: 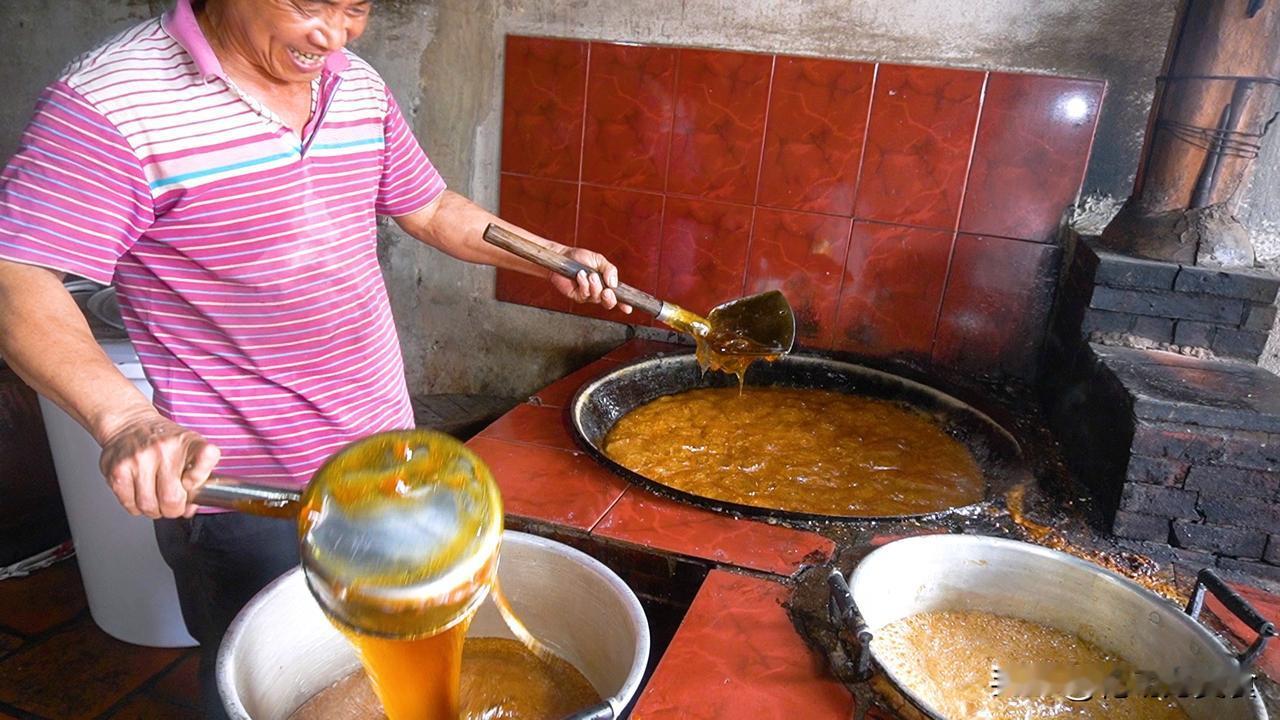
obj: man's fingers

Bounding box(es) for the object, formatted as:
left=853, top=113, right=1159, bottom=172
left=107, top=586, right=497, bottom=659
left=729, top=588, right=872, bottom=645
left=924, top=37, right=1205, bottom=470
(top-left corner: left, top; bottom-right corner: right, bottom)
left=602, top=288, right=618, bottom=310
left=132, top=456, right=161, bottom=519
left=155, top=440, right=192, bottom=518
left=184, top=441, right=221, bottom=490
left=107, top=466, right=140, bottom=516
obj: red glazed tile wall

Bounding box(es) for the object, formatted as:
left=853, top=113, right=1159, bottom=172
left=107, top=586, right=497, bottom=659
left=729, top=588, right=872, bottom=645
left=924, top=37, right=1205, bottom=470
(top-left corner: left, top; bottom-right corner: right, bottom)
left=496, top=35, right=1105, bottom=379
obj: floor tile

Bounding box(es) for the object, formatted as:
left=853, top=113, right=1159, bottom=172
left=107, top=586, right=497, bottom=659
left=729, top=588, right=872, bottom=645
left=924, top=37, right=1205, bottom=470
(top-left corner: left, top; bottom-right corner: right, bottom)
left=495, top=173, right=579, bottom=313
left=501, top=36, right=588, bottom=181
left=582, top=42, right=677, bottom=192
left=0, top=631, right=20, bottom=659
left=960, top=73, right=1104, bottom=243
left=630, top=570, right=853, bottom=719
left=932, top=234, right=1060, bottom=379
left=0, top=616, right=181, bottom=719
left=571, top=185, right=665, bottom=323
left=147, top=651, right=200, bottom=710
left=530, top=358, right=624, bottom=409
left=833, top=221, right=951, bottom=360
left=658, top=197, right=753, bottom=318
left=475, top=403, right=577, bottom=451
left=854, top=64, right=984, bottom=231
left=593, top=488, right=835, bottom=576
left=744, top=208, right=853, bottom=348
left=0, top=558, right=86, bottom=635
left=667, top=48, right=773, bottom=204
left=466, top=437, right=629, bottom=531
left=105, top=694, right=202, bottom=720
left=757, top=56, right=873, bottom=216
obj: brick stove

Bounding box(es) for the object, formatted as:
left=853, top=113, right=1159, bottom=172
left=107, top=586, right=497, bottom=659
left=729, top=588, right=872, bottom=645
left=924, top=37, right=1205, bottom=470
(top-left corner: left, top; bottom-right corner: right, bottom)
left=1049, top=235, right=1280, bottom=586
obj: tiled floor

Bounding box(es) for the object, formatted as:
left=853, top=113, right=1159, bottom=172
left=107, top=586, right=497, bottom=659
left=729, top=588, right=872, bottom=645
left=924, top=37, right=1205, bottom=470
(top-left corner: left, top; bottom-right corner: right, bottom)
left=0, top=558, right=200, bottom=720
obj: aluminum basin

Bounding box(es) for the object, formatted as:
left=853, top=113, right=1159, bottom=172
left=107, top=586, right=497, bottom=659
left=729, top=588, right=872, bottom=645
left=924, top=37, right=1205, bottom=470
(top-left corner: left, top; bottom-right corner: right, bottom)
left=845, top=534, right=1267, bottom=719
left=218, top=531, right=649, bottom=720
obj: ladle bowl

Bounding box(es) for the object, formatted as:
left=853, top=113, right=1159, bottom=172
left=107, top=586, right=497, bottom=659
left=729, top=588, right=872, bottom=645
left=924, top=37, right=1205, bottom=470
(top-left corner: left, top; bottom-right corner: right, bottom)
left=193, top=430, right=504, bottom=638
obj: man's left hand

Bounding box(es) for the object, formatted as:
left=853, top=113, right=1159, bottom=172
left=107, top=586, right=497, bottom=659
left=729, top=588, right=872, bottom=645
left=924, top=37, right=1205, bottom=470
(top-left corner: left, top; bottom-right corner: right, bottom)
left=552, top=248, right=633, bottom=314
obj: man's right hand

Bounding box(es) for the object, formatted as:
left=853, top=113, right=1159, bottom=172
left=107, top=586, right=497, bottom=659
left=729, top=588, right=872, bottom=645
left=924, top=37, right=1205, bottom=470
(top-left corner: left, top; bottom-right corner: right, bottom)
left=97, top=412, right=221, bottom=519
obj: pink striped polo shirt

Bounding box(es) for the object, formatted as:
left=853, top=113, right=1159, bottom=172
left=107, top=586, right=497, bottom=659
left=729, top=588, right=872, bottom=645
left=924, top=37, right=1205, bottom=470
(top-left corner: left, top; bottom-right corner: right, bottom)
left=0, top=0, right=446, bottom=492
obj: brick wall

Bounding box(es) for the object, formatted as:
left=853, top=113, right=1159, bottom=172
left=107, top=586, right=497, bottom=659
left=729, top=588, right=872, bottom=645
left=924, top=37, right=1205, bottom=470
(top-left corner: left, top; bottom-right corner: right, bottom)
left=1116, top=419, right=1280, bottom=582
left=1079, top=246, right=1280, bottom=363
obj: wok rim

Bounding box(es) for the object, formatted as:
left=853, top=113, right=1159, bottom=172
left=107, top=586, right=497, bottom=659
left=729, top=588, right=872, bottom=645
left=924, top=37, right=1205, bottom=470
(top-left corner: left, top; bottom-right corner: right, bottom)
left=567, top=350, right=1022, bottom=523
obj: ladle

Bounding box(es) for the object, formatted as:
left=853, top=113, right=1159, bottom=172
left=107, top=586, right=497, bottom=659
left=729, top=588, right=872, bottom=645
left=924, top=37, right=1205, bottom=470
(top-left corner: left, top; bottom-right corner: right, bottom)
left=191, top=429, right=544, bottom=651
left=483, top=224, right=797, bottom=373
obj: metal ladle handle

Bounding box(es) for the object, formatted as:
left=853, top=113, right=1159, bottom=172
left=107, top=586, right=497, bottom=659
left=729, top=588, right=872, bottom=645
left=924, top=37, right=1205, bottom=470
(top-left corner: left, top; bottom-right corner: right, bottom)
left=192, top=475, right=301, bottom=519
left=483, top=224, right=664, bottom=317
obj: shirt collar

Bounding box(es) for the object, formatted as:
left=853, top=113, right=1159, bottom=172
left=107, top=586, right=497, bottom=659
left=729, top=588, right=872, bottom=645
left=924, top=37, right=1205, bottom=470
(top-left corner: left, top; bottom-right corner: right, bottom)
left=162, top=0, right=350, bottom=83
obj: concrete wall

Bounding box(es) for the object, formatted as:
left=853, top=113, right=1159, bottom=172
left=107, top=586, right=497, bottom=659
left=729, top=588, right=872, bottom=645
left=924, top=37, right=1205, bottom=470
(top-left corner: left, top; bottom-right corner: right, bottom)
left=9, top=0, right=1263, bottom=398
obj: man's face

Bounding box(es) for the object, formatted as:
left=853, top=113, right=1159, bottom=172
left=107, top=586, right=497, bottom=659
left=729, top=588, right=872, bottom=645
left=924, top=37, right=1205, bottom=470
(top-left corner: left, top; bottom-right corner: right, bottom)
left=218, top=0, right=371, bottom=83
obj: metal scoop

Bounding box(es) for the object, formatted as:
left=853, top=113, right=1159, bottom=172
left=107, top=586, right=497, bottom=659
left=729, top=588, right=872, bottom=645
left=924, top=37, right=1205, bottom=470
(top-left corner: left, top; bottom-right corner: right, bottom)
left=192, top=430, right=505, bottom=638
left=483, top=225, right=797, bottom=364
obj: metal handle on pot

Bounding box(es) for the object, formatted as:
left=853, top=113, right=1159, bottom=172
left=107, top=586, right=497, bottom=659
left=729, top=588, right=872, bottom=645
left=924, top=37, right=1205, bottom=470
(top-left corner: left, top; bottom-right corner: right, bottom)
left=192, top=475, right=302, bottom=519
left=1185, top=568, right=1278, bottom=670
left=827, top=569, right=875, bottom=681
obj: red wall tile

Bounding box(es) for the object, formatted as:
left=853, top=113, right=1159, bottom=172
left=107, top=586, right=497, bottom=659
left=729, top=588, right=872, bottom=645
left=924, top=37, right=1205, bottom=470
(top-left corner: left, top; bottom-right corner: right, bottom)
left=500, top=36, right=588, bottom=180
left=834, top=222, right=952, bottom=360
left=498, top=37, right=1104, bottom=380
left=572, top=185, right=666, bottom=322
left=582, top=42, right=677, bottom=192
left=757, top=57, right=874, bottom=216
left=855, top=64, right=985, bottom=230
left=960, top=73, right=1105, bottom=242
left=932, top=234, right=1061, bottom=377
left=495, top=173, right=578, bottom=312
left=666, top=49, right=773, bottom=204
left=658, top=197, right=754, bottom=316
left=744, top=208, right=852, bottom=347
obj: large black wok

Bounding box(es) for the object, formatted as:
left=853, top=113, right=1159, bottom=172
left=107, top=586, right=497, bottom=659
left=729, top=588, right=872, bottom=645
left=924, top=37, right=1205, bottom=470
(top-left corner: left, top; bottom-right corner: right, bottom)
left=568, top=351, right=1023, bottom=521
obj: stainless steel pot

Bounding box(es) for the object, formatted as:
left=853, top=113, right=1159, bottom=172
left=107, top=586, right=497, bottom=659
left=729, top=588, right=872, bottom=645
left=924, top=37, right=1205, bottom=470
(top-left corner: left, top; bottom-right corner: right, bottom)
left=829, top=534, right=1271, bottom=719
left=570, top=352, right=1022, bottom=520
left=218, top=531, right=650, bottom=720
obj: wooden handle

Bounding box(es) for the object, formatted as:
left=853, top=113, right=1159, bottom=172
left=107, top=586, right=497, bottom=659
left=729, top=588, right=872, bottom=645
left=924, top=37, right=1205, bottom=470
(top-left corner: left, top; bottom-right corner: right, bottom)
left=483, top=224, right=663, bottom=317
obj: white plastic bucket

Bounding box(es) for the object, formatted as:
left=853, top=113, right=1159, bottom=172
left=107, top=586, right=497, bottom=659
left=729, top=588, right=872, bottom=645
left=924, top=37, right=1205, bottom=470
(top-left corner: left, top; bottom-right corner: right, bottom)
left=38, top=338, right=196, bottom=647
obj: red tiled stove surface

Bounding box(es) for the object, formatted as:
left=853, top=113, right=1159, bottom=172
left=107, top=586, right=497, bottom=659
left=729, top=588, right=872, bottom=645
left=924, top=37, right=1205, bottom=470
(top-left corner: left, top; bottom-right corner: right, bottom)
left=496, top=36, right=1106, bottom=380
left=467, top=339, right=849, bottom=717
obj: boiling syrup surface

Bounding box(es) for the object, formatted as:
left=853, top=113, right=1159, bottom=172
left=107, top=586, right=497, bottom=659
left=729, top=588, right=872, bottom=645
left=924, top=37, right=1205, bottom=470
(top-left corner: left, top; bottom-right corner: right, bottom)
left=604, top=387, right=985, bottom=516
left=288, top=638, right=601, bottom=720
left=874, top=610, right=1190, bottom=719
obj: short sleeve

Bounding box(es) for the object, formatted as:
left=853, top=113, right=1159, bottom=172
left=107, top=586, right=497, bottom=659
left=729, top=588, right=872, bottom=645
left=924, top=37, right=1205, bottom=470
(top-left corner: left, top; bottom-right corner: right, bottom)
left=375, top=88, right=446, bottom=216
left=0, top=81, right=154, bottom=284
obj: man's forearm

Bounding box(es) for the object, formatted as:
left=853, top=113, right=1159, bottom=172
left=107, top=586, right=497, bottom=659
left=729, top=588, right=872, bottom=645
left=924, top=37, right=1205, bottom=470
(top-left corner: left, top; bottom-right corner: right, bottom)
left=0, top=261, right=157, bottom=445
left=393, top=190, right=566, bottom=277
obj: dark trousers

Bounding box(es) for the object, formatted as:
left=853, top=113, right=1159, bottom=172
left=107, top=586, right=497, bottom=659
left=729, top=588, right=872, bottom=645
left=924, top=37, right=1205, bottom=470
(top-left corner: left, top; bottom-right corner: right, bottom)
left=155, top=513, right=300, bottom=720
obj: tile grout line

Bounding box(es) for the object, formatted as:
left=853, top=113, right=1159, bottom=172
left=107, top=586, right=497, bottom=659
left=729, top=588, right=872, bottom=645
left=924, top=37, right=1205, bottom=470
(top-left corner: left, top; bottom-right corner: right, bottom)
left=739, top=54, right=779, bottom=299
left=928, top=70, right=990, bottom=361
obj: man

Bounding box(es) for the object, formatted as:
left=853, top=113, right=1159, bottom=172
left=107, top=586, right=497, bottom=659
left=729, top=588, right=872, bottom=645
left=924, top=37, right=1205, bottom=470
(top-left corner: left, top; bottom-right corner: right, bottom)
left=0, top=0, right=627, bottom=716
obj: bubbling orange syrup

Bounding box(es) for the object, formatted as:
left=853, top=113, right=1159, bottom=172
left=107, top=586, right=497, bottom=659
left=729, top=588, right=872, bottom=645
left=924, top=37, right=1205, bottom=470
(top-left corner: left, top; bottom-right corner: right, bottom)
left=339, top=621, right=471, bottom=720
